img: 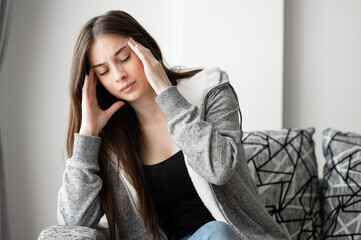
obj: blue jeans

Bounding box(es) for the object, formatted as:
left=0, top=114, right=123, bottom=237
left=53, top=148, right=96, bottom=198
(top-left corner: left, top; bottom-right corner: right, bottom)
left=179, top=221, right=242, bottom=240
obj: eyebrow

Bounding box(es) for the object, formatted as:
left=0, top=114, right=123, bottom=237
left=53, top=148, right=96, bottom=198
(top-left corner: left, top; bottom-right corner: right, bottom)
left=92, top=45, right=127, bottom=69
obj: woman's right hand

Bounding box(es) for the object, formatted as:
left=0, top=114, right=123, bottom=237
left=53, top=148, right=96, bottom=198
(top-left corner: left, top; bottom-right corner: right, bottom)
left=79, top=69, right=125, bottom=136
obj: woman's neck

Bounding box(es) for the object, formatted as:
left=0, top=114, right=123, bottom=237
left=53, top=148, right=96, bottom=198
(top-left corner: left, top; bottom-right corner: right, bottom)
left=128, top=88, right=166, bottom=128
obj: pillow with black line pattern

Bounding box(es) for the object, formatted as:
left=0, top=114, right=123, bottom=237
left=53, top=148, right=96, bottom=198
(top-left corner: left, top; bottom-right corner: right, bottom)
left=242, top=127, right=322, bottom=239
left=322, top=128, right=361, bottom=239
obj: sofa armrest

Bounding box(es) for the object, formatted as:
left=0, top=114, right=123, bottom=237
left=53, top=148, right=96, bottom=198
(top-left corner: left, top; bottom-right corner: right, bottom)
left=38, top=225, right=108, bottom=240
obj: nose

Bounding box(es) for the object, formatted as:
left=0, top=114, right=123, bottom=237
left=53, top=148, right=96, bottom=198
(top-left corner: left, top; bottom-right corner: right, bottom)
left=113, top=66, right=127, bottom=82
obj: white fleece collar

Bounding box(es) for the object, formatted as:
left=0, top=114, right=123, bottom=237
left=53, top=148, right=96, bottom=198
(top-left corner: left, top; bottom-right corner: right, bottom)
left=176, top=66, right=227, bottom=223
left=176, top=66, right=222, bottom=109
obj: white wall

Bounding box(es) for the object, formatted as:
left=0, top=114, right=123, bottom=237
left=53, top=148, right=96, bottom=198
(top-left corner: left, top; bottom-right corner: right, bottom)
left=0, top=0, right=284, bottom=239
left=181, top=0, right=284, bottom=131
left=283, top=0, right=361, bottom=177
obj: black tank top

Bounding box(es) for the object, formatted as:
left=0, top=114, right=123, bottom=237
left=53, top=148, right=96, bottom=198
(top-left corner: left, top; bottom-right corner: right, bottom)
left=143, top=150, right=215, bottom=239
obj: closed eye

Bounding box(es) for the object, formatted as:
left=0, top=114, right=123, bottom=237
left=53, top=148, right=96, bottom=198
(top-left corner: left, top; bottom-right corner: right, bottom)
left=100, top=69, right=109, bottom=76
left=120, top=55, right=130, bottom=63
left=99, top=55, right=130, bottom=76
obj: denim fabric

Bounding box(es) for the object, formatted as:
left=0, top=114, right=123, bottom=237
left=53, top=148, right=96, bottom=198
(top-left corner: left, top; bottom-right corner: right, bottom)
left=179, top=221, right=242, bottom=240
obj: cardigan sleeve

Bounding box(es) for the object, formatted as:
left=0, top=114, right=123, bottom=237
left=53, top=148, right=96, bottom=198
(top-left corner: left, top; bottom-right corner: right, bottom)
left=155, top=71, right=242, bottom=185
left=57, top=133, right=104, bottom=227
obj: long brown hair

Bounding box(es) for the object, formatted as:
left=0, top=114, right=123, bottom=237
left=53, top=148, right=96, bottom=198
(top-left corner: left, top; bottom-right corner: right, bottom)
left=66, top=10, right=201, bottom=239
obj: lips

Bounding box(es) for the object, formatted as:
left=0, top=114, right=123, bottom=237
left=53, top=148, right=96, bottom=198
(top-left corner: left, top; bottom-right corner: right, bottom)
left=120, top=81, right=136, bottom=91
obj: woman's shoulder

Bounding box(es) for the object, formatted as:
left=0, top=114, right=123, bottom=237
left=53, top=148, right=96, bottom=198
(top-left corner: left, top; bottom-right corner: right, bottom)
left=175, top=66, right=230, bottom=107
left=176, top=66, right=229, bottom=91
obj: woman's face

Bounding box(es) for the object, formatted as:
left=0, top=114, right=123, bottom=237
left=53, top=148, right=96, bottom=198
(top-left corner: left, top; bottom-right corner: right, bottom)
left=87, top=33, right=151, bottom=102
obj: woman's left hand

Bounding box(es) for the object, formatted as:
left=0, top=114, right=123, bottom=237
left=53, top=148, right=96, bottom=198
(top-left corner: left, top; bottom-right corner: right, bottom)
left=127, top=37, right=172, bottom=95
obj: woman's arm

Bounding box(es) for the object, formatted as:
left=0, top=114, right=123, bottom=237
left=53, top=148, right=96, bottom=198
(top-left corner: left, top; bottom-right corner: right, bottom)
left=58, top=67, right=124, bottom=226
left=127, top=38, right=242, bottom=185
left=57, top=133, right=104, bottom=227
left=155, top=73, right=242, bottom=185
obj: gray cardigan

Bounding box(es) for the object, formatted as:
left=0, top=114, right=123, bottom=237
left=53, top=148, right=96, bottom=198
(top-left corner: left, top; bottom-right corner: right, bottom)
left=57, top=67, right=289, bottom=240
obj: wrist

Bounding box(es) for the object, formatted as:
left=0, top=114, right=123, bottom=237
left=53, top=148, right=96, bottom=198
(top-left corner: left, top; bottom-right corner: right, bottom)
left=157, top=83, right=173, bottom=95
left=79, top=127, right=99, bottom=137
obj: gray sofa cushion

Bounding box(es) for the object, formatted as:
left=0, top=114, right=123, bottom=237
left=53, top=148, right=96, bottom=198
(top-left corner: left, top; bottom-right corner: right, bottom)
left=322, top=128, right=361, bottom=239
left=243, top=127, right=322, bottom=239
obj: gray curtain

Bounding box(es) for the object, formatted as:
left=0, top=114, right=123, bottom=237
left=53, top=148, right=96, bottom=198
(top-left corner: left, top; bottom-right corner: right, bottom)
left=0, top=134, right=9, bottom=240
left=0, top=0, right=11, bottom=239
left=0, top=0, right=11, bottom=69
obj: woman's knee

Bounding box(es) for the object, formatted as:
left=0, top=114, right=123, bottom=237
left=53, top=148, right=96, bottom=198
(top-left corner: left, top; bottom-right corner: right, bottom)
left=194, top=221, right=240, bottom=240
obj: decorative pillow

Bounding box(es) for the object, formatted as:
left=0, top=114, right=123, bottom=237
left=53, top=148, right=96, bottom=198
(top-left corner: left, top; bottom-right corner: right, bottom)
left=322, top=128, right=361, bottom=239
left=242, top=127, right=322, bottom=239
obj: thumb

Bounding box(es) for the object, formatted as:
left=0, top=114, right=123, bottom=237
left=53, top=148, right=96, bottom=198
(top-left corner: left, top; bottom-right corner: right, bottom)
left=105, top=101, right=125, bottom=119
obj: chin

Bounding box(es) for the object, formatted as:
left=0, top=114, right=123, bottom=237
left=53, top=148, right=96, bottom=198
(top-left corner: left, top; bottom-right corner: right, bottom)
left=120, top=92, right=141, bottom=103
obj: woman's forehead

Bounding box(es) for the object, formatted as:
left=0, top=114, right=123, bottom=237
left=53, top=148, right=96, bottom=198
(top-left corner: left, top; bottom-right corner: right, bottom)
left=88, top=34, right=129, bottom=64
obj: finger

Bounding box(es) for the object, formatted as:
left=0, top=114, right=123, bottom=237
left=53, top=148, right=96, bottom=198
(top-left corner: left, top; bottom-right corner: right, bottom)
left=82, top=74, right=89, bottom=97
left=105, top=101, right=125, bottom=119
left=88, top=69, right=97, bottom=98
left=128, top=37, right=147, bottom=62
left=129, top=38, right=158, bottom=69
left=129, top=37, right=150, bottom=52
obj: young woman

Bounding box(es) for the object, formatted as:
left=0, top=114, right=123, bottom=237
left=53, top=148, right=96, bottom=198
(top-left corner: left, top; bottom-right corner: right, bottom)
left=58, top=10, right=289, bottom=240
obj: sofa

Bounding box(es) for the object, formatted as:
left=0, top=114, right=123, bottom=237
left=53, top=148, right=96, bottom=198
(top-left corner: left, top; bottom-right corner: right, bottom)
left=38, top=127, right=361, bottom=240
